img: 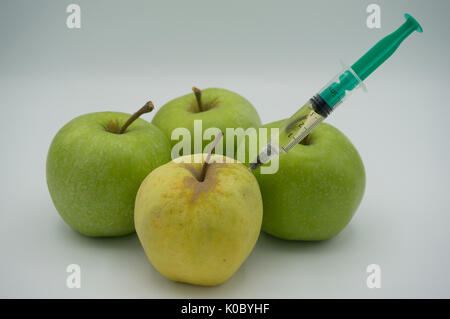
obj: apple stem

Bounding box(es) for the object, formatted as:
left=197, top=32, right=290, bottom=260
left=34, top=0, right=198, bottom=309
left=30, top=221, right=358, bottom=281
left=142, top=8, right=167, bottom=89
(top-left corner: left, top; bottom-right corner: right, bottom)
left=299, top=134, right=310, bottom=145
left=192, top=87, right=203, bottom=112
left=200, top=131, right=224, bottom=182
left=119, top=101, right=154, bottom=134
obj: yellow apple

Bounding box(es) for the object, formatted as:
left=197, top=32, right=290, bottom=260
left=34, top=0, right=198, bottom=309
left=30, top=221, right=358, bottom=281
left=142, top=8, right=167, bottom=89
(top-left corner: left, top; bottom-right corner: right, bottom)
left=134, top=154, right=263, bottom=286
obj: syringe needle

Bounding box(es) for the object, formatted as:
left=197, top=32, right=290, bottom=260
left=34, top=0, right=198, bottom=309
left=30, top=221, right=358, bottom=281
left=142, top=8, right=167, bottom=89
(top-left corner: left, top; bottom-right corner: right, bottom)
left=249, top=160, right=262, bottom=171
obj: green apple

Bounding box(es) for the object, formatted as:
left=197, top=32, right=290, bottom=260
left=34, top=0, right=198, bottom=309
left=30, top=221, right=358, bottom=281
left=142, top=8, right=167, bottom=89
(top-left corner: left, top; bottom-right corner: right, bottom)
left=250, top=120, right=365, bottom=241
left=151, top=87, right=261, bottom=154
left=47, top=102, right=172, bottom=237
left=134, top=154, right=263, bottom=286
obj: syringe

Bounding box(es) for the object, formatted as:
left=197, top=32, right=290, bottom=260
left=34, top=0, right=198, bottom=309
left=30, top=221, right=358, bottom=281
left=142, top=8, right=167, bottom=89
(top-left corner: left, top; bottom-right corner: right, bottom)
left=250, top=13, right=423, bottom=170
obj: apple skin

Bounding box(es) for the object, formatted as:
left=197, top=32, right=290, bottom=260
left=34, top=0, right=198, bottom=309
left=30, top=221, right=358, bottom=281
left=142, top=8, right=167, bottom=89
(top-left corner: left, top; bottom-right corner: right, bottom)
left=134, top=154, right=263, bottom=286
left=151, top=88, right=261, bottom=152
left=251, top=120, right=365, bottom=241
left=46, top=112, right=171, bottom=237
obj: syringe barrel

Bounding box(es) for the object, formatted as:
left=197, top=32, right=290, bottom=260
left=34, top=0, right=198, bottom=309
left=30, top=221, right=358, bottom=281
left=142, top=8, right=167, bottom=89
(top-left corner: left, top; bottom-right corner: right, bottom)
left=318, top=66, right=365, bottom=110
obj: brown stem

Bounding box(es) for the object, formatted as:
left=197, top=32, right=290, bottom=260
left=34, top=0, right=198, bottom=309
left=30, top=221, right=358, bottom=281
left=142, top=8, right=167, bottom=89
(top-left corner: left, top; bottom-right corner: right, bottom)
left=200, top=131, right=224, bottom=182
left=119, top=101, right=154, bottom=134
left=299, top=134, right=310, bottom=145
left=192, top=87, right=203, bottom=112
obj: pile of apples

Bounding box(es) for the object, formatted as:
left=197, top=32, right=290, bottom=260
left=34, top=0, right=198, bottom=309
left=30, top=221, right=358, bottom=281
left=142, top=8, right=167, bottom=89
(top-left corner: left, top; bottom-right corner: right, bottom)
left=47, top=87, right=365, bottom=286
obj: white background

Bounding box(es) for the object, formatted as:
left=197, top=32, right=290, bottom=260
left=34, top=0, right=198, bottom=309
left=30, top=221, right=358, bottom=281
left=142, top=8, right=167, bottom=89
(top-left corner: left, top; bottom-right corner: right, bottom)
left=1, top=0, right=449, bottom=298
